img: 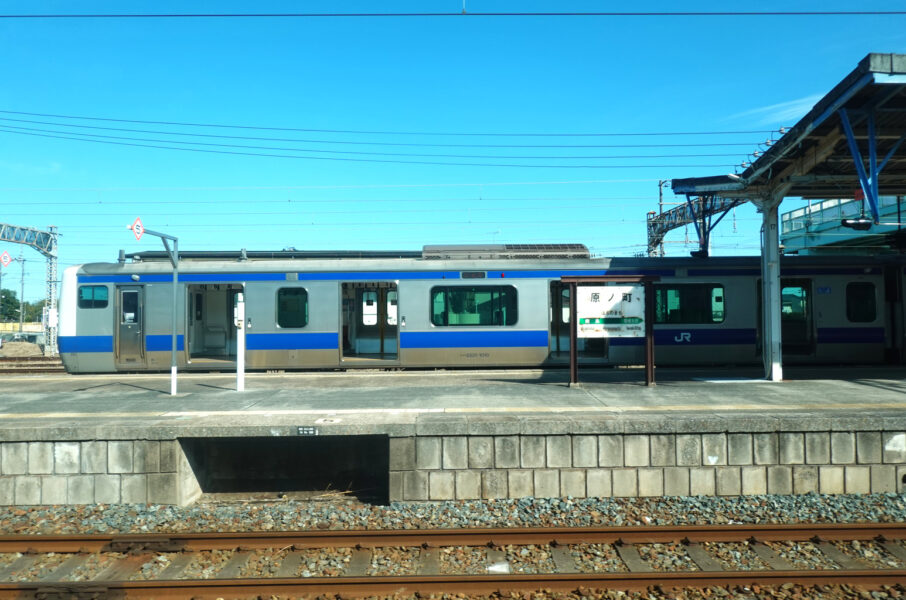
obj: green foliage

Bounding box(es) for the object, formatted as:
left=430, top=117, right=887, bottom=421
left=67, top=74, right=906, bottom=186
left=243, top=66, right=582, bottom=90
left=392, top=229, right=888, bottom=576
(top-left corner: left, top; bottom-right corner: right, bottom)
left=0, top=288, right=45, bottom=322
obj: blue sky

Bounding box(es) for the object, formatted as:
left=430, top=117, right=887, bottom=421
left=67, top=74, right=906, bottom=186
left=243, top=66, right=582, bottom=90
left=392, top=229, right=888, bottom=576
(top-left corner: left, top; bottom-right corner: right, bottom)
left=1, top=1, right=905, bottom=302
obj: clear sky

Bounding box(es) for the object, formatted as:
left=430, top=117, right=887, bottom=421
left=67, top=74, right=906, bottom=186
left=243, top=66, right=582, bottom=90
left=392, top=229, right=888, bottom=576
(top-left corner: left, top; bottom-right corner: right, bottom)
left=1, top=1, right=905, bottom=302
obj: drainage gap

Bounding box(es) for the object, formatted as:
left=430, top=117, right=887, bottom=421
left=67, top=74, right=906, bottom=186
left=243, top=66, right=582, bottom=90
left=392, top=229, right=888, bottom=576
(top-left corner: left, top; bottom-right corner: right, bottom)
left=180, top=435, right=389, bottom=504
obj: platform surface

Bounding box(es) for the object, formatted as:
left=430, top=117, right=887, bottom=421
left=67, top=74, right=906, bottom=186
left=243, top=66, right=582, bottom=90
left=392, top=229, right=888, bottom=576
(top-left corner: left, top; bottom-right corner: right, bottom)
left=0, top=366, right=904, bottom=440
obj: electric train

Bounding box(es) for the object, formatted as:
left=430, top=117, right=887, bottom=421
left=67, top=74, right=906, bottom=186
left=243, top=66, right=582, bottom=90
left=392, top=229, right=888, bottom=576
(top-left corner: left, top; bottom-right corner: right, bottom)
left=57, top=244, right=905, bottom=373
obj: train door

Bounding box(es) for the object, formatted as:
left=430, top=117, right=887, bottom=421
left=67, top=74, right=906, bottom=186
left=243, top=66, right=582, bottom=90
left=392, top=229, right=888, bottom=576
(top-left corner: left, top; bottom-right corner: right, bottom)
left=548, top=282, right=607, bottom=362
left=757, top=278, right=815, bottom=355
left=115, top=285, right=145, bottom=368
left=186, top=283, right=240, bottom=364
left=341, top=282, right=398, bottom=364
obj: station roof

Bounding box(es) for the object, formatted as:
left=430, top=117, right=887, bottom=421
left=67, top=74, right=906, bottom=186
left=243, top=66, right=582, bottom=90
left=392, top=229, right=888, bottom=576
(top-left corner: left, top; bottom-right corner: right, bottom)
left=672, top=53, right=906, bottom=200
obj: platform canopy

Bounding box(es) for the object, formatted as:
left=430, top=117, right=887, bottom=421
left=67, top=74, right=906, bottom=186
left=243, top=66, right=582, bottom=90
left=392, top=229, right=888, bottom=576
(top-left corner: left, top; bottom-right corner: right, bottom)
left=673, top=53, right=906, bottom=220
left=670, top=53, right=906, bottom=382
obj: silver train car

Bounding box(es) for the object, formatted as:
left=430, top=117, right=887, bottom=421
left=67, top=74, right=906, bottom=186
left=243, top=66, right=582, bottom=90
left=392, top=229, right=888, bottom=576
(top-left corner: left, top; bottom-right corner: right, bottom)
left=58, top=244, right=906, bottom=373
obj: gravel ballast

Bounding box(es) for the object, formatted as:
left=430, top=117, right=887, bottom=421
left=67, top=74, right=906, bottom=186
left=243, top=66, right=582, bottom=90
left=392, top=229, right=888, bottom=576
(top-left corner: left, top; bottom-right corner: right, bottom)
left=1, top=493, right=904, bottom=535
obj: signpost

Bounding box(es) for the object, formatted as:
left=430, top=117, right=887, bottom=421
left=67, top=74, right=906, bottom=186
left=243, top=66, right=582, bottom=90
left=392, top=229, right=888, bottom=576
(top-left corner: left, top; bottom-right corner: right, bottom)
left=234, top=292, right=246, bottom=392
left=0, top=252, right=8, bottom=323
left=128, top=219, right=179, bottom=396
left=561, top=275, right=659, bottom=387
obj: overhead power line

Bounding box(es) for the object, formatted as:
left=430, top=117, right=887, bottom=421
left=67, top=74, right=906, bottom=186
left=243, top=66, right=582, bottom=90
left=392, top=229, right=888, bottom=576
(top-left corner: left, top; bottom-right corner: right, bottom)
left=0, top=124, right=745, bottom=160
left=0, top=128, right=738, bottom=169
left=0, top=11, right=902, bottom=18
left=0, top=110, right=778, bottom=137
left=0, top=116, right=766, bottom=149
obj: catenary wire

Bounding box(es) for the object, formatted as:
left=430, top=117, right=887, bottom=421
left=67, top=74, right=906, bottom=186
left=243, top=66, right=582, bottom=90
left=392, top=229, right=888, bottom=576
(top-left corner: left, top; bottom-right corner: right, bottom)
left=0, top=110, right=779, bottom=137
left=0, top=128, right=739, bottom=168
left=0, top=117, right=769, bottom=150
left=0, top=11, right=903, bottom=18
left=0, top=124, right=749, bottom=160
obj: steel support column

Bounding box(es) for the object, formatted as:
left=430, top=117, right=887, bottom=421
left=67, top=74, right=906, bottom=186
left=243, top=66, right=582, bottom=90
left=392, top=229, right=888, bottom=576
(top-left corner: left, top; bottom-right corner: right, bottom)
left=756, top=195, right=784, bottom=382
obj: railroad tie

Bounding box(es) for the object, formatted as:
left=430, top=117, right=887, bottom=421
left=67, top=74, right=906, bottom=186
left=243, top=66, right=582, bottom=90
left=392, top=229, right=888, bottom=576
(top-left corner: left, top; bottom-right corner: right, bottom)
left=216, top=551, right=252, bottom=579
left=275, top=551, right=305, bottom=578
left=94, top=554, right=147, bottom=581
left=156, top=552, right=194, bottom=579
left=40, top=554, right=85, bottom=582
left=882, top=541, right=906, bottom=564
left=614, top=544, right=654, bottom=573
left=549, top=545, right=578, bottom=574
left=815, top=541, right=864, bottom=570
left=683, top=543, right=724, bottom=572
left=345, top=548, right=372, bottom=577
left=0, top=555, right=37, bottom=581
left=486, top=548, right=510, bottom=574
left=749, top=542, right=796, bottom=570
left=416, top=548, right=440, bottom=576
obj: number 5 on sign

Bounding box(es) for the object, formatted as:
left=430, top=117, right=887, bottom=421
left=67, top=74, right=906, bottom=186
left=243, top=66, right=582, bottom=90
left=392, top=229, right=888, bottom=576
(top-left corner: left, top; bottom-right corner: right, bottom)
left=130, top=217, right=144, bottom=241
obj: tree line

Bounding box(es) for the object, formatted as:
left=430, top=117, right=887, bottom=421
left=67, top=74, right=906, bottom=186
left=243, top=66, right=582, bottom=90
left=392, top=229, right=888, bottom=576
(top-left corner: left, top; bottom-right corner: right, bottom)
left=0, top=289, right=45, bottom=322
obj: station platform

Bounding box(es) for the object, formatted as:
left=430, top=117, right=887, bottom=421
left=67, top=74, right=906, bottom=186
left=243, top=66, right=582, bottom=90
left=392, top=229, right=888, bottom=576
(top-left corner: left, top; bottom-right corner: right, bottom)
left=0, top=366, right=904, bottom=506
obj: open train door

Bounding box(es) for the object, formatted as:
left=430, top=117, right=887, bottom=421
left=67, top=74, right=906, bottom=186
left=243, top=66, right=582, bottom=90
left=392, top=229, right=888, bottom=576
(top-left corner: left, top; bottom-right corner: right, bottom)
left=758, top=278, right=816, bottom=357
left=341, top=282, right=399, bottom=366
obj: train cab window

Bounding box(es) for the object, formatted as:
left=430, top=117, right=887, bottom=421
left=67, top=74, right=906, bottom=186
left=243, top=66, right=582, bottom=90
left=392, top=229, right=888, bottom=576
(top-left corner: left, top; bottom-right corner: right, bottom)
left=431, top=285, right=517, bottom=326
left=654, top=284, right=725, bottom=324
left=846, top=282, right=876, bottom=322
left=78, top=285, right=109, bottom=309
left=277, top=288, right=309, bottom=328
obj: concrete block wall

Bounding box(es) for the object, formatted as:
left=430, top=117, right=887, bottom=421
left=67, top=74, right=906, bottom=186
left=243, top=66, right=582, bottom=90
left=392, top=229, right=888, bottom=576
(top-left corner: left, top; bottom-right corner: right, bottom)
left=389, top=431, right=906, bottom=501
left=0, top=440, right=201, bottom=506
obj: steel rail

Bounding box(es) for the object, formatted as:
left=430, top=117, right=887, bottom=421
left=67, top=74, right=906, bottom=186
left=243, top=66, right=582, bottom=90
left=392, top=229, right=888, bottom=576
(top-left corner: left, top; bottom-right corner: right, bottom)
left=2, top=570, right=906, bottom=599
left=0, top=522, right=904, bottom=553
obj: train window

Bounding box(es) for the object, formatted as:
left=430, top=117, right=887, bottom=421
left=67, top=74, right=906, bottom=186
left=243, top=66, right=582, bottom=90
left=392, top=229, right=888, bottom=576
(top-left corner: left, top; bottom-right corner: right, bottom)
left=654, top=284, right=725, bottom=324
left=78, top=285, right=108, bottom=309
left=846, top=282, right=876, bottom=322
left=430, top=285, right=517, bottom=326
left=387, top=290, right=398, bottom=326
left=277, top=288, right=308, bottom=328
left=362, top=291, right=378, bottom=326
left=121, top=290, right=138, bottom=324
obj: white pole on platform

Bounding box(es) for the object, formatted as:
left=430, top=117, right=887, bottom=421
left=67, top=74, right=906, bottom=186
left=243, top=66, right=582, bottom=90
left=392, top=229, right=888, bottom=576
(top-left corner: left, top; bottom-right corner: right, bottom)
left=236, top=292, right=246, bottom=392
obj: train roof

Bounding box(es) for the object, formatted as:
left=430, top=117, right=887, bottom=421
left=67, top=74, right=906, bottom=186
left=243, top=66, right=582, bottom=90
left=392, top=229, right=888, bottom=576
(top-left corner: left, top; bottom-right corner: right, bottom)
left=127, top=244, right=591, bottom=262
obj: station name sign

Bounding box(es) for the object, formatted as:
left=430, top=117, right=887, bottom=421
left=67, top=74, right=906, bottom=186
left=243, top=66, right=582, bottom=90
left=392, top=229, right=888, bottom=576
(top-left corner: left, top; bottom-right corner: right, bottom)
left=576, top=284, right=645, bottom=338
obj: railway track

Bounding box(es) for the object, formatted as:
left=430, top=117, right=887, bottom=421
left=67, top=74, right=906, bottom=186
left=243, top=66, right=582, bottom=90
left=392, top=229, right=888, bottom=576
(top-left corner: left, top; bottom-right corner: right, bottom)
left=0, top=523, right=904, bottom=598
left=0, top=356, right=64, bottom=374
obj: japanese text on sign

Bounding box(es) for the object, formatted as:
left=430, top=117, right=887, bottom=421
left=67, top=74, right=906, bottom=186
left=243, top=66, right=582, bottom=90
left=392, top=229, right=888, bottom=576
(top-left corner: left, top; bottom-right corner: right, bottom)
left=576, top=284, right=645, bottom=338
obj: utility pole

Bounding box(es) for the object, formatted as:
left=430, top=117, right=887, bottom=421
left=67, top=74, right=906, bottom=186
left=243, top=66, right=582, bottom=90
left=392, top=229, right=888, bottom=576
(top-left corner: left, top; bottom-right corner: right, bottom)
left=17, top=252, right=24, bottom=333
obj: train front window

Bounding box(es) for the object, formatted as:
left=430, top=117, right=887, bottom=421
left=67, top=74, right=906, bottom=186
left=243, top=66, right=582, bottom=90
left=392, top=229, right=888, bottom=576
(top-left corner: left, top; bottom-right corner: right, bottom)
left=277, top=288, right=308, bottom=328
left=78, top=285, right=108, bottom=309
left=654, top=284, right=725, bottom=324
left=430, top=285, right=517, bottom=326
left=846, top=282, right=876, bottom=322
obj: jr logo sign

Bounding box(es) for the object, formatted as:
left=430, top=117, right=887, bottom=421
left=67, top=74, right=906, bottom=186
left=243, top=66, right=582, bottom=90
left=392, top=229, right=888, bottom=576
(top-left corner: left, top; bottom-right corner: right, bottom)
left=674, top=332, right=692, bottom=343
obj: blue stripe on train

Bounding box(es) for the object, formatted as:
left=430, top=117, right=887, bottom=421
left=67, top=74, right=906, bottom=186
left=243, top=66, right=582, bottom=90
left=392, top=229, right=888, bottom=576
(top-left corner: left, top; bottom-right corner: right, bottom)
left=610, top=328, right=757, bottom=346
left=247, top=332, right=338, bottom=350
left=145, top=335, right=185, bottom=351
left=58, top=335, right=113, bottom=353
left=401, top=330, right=549, bottom=349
